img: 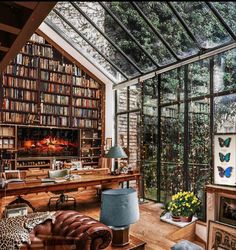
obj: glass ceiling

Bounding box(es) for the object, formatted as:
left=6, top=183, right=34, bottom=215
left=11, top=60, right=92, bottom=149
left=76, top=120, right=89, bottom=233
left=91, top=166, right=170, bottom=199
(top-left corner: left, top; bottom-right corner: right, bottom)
left=46, top=1, right=236, bottom=85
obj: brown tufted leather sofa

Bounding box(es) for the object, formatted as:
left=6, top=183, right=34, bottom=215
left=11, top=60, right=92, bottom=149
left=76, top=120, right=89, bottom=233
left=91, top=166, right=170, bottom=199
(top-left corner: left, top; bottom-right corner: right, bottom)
left=21, top=210, right=112, bottom=250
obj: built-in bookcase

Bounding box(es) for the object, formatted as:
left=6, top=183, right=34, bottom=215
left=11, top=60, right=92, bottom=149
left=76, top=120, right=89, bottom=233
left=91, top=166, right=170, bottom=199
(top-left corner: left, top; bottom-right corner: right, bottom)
left=0, top=33, right=104, bottom=169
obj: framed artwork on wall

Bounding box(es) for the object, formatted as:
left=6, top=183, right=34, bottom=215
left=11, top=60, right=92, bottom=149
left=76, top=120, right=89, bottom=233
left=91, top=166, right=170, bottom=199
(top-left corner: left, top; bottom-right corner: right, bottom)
left=214, top=134, right=236, bottom=186
left=219, top=196, right=236, bottom=226
left=207, top=220, right=236, bottom=250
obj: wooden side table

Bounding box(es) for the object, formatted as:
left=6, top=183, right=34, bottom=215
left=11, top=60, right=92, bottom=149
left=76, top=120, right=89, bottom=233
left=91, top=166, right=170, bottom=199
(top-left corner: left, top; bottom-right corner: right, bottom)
left=110, top=234, right=146, bottom=250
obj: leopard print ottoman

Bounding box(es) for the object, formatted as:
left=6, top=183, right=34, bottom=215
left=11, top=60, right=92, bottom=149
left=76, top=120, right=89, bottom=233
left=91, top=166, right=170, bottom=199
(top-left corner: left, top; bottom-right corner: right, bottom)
left=0, top=211, right=55, bottom=250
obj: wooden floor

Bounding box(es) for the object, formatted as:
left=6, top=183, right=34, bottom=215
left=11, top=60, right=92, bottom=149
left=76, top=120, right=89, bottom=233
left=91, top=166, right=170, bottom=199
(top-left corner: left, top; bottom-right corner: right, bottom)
left=0, top=188, right=205, bottom=250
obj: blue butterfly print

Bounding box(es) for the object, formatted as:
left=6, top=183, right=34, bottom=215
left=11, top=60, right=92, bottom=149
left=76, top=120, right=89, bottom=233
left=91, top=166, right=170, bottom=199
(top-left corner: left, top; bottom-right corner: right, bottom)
left=217, top=166, right=233, bottom=178
left=219, top=152, right=230, bottom=162
left=218, top=137, right=231, bottom=148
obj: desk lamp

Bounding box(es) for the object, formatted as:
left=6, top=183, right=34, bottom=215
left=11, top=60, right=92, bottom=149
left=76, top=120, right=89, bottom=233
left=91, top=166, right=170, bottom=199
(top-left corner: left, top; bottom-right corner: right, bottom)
left=105, top=145, right=127, bottom=171
left=100, top=188, right=139, bottom=246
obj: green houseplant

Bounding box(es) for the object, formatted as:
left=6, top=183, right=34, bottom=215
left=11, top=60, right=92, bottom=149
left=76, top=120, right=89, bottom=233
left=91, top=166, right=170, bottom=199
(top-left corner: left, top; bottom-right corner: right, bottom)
left=168, top=191, right=201, bottom=222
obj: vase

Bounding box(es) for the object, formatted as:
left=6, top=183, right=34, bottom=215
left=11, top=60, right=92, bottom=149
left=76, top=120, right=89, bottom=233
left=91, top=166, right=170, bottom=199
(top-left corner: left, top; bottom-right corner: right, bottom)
left=171, top=215, right=181, bottom=222
left=180, top=215, right=193, bottom=222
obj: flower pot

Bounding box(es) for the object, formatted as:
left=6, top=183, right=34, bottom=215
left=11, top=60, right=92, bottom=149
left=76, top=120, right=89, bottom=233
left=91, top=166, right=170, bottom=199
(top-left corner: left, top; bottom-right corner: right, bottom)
left=180, top=215, right=193, bottom=222
left=171, top=215, right=181, bottom=222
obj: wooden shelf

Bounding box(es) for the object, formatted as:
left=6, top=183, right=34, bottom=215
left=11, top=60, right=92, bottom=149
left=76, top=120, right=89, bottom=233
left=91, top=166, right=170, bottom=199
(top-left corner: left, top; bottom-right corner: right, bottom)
left=1, top=34, right=104, bottom=170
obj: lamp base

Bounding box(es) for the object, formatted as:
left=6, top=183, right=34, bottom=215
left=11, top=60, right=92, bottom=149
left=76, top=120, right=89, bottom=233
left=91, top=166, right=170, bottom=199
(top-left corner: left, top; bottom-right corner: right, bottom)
left=110, top=226, right=130, bottom=246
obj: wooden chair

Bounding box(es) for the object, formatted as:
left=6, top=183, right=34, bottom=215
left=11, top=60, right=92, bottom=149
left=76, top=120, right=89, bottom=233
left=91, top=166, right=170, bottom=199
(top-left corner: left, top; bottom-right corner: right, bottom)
left=2, top=170, right=35, bottom=211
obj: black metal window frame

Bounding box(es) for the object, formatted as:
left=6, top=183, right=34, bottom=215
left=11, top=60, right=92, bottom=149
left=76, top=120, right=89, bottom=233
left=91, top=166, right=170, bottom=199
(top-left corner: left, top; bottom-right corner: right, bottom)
left=48, top=2, right=236, bottom=86
left=115, top=48, right=236, bottom=221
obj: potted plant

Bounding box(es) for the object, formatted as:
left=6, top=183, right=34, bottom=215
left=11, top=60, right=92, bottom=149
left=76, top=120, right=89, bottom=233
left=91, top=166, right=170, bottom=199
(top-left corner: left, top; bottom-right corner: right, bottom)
left=168, top=191, right=201, bottom=222
left=167, top=200, right=181, bottom=222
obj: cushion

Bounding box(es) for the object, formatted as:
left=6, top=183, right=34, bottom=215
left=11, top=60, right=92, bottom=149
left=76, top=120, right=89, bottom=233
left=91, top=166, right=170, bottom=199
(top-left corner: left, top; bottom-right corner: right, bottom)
left=171, top=240, right=204, bottom=250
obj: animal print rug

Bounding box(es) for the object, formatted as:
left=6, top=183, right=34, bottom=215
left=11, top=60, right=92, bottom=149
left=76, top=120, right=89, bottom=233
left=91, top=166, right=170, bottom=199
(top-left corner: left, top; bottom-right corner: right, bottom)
left=0, top=211, right=55, bottom=250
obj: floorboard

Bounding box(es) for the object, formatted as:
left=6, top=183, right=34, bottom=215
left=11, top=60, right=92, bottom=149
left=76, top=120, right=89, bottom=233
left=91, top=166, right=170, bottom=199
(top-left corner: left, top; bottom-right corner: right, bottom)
left=0, top=188, right=205, bottom=250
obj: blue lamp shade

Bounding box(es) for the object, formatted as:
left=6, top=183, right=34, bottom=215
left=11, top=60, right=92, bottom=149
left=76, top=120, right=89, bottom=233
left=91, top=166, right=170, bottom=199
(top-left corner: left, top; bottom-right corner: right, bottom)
left=100, top=188, right=139, bottom=227
left=105, top=145, right=128, bottom=159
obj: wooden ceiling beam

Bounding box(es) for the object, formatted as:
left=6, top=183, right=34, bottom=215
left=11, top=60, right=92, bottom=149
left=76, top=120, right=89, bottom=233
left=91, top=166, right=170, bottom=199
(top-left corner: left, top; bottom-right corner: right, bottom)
left=14, top=2, right=38, bottom=10
left=0, top=23, right=20, bottom=35
left=0, top=2, right=56, bottom=73
left=0, top=45, right=9, bottom=52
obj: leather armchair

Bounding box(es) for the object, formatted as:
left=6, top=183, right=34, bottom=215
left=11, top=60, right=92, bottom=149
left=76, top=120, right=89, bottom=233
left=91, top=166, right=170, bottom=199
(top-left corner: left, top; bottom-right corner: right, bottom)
left=22, top=210, right=112, bottom=250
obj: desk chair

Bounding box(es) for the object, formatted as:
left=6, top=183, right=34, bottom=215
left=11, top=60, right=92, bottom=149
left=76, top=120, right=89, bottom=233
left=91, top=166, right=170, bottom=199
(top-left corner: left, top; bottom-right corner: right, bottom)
left=48, top=169, right=76, bottom=210
left=2, top=170, right=35, bottom=211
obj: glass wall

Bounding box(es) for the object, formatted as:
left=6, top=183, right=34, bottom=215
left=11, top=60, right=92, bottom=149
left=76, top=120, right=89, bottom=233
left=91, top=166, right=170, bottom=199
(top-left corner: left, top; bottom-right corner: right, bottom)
left=116, top=84, right=141, bottom=171
left=116, top=47, right=236, bottom=220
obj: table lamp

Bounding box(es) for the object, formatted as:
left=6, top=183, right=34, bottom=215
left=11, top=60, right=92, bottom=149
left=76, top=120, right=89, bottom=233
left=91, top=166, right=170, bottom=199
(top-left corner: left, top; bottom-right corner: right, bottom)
left=100, top=188, right=140, bottom=246
left=105, top=145, right=127, bottom=171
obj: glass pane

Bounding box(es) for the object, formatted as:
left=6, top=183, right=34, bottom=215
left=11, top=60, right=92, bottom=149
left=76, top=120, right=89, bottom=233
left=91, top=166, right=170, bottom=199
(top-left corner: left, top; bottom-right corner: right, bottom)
left=117, top=113, right=128, bottom=147
left=188, top=99, right=211, bottom=219
left=46, top=11, right=125, bottom=83
left=136, top=2, right=199, bottom=58
left=160, top=104, right=184, bottom=203
left=213, top=2, right=236, bottom=35
left=129, top=112, right=141, bottom=167
left=117, top=88, right=127, bottom=112
left=71, top=2, right=141, bottom=78
left=214, top=93, right=236, bottom=133
left=129, top=84, right=141, bottom=110
left=188, top=59, right=210, bottom=98
left=173, top=2, right=232, bottom=48
left=142, top=77, right=158, bottom=200
left=117, top=114, right=128, bottom=169
left=161, top=68, right=184, bottom=104
left=103, top=2, right=176, bottom=68
left=214, top=48, right=236, bottom=93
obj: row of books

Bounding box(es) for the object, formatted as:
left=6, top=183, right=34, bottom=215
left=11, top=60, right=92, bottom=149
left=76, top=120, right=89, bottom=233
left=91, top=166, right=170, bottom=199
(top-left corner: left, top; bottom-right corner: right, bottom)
left=72, top=118, right=98, bottom=128
left=73, top=88, right=100, bottom=98
left=5, top=65, right=37, bottom=78
left=21, top=43, right=53, bottom=58
left=14, top=54, right=39, bottom=68
left=2, top=112, right=36, bottom=124
left=3, top=76, right=37, bottom=90
left=41, top=82, right=71, bottom=95
left=3, top=100, right=38, bottom=113
left=30, top=34, right=45, bottom=44
left=0, top=138, right=14, bottom=149
left=73, top=76, right=99, bottom=88
left=39, top=58, right=74, bottom=74
left=41, top=93, right=69, bottom=105
left=72, top=108, right=98, bottom=118
left=41, top=104, right=69, bottom=116
left=40, top=71, right=72, bottom=84
left=3, top=89, right=38, bottom=101
left=40, top=115, right=69, bottom=127
left=73, top=98, right=99, bottom=108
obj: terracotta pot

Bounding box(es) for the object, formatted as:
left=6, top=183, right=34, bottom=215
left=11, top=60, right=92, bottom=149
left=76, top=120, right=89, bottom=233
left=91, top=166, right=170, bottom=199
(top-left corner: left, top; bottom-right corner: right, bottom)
left=180, top=215, right=193, bottom=222
left=171, top=215, right=181, bottom=222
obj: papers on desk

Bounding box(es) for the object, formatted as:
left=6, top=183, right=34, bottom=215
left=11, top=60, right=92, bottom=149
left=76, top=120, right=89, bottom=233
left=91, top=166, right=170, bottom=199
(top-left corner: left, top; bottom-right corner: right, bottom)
left=54, top=178, right=67, bottom=183
left=5, top=179, right=24, bottom=184
left=41, top=178, right=55, bottom=183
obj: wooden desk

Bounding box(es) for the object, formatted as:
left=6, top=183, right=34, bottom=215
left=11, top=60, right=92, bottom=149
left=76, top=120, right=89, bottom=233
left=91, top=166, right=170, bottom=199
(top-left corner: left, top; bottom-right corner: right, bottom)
left=0, top=174, right=141, bottom=210
left=111, top=235, right=146, bottom=250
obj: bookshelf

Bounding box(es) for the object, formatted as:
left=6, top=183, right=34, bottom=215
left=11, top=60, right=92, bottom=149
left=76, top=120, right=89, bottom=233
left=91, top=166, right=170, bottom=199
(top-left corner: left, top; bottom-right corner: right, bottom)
left=0, top=33, right=104, bottom=170
left=80, top=129, right=102, bottom=167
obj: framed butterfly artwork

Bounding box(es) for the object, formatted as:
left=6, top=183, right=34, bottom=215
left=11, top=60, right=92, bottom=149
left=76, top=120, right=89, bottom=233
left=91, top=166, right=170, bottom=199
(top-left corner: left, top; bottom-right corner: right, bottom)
left=214, top=134, right=236, bottom=187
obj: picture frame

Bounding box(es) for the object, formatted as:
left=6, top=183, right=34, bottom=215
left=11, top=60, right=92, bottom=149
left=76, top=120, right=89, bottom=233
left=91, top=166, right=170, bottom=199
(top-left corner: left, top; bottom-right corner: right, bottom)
left=219, top=196, right=236, bottom=226
left=207, top=220, right=236, bottom=250
left=214, top=134, right=236, bottom=186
